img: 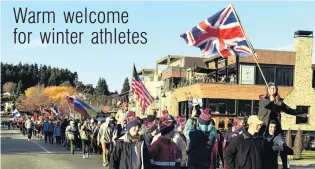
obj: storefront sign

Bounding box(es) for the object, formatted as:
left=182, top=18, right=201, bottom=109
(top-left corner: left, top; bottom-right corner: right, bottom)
left=240, top=65, right=255, bottom=84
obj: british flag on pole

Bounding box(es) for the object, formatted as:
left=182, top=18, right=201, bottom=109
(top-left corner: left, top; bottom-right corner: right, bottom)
left=180, top=4, right=255, bottom=58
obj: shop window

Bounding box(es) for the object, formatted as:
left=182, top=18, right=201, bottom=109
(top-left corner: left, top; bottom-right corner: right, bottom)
left=238, top=100, right=252, bottom=117
left=256, top=66, right=275, bottom=85
left=203, top=99, right=223, bottom=114
left=253, top=100, right=260, bottom=115
left=296, top=106, right=310, bottom=124
left=226, top=100, right=236, bottom=115
left=218, top=118, right=225, bottom=129
left=276, top=67, right=294, bottom=86
left=203, top=98, right=236, bottom=115
left=178, top=101, right=189, bottom=117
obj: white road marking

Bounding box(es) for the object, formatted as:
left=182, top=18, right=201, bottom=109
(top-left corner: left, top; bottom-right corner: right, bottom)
left=31, top=140, right=51, bottom=154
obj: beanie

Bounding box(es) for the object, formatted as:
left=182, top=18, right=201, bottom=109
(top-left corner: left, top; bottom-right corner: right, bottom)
left=269, top=120, right=277, bottom=125
left=266, top=82, right=278, bottom=93
left=126, top=117, right=141, bottom=131
left=198, top=108, right=211, bottom=125
left=160, top=122, right=175, bottom=136
left=127, top=111, right=136, bottom=118
left=147, top=115, right=156, bottom=123
left=147, top=122, right=158, bottom=133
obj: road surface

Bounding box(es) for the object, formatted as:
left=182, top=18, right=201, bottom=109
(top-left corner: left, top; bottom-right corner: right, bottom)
left=1, top=128, right=315, bottom=169
left=1, top=128, right=106, bottom=169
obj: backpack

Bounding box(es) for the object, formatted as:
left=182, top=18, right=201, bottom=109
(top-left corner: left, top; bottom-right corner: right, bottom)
left=80, top=130, right=87, bottom=140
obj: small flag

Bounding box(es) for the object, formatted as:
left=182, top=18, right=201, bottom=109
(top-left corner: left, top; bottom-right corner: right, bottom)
left=12, top=109, right=21, bottom=118
left=65, top=95, right=74, bottom=104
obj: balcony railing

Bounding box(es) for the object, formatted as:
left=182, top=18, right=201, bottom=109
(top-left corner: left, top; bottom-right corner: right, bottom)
left=172, top=74, right=237, bottom=89
left=161, top=67, right=186, bottom=80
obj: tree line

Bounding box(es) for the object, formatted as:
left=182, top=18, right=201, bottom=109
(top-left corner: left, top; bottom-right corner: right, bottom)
left=1, top=62, right=78, bottom=92
left=1, top=62, right=131, bottom=111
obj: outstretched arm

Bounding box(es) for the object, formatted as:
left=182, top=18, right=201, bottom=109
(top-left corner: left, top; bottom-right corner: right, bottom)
left=280, top=102, right=308, bottom=117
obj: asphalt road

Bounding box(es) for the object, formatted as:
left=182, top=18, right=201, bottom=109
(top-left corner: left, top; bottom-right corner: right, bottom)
left=1, top=128, right=106, bottom=169
left=1, top=128, right=315, bottom=169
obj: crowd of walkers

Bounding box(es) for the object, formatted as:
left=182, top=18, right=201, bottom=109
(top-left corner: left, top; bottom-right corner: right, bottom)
left=10, top=82, right=311, bottom=169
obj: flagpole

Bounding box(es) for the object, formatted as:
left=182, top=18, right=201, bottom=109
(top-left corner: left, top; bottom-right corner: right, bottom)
left=131, top=63, right=134, bottom=113
left=230, top=3, right=268, bottom=87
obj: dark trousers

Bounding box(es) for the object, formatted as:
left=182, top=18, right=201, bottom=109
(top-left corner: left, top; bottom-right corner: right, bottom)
left=82, top=140, right=90, bottom=155
left=56, top=136, right=61, bottom=145
left=92, top=138, right=98, bottom=153
left=48, top=132, right=53, bottom=144
left=76, top=138, right=81, bottom=149
left=44, top=131, right=48, bottom=143
left=22, top=128, right=26, bottom=136
left=27, top=129, right=33, bottom=139
left=61, top=132, right=65, bottom=143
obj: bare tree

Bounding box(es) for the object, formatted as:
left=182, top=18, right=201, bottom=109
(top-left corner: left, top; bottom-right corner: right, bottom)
left=3, top=82, right=17, bottom=93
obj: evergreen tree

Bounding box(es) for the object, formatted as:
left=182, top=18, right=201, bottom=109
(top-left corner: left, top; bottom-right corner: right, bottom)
left=95, top=78, right=109, bottom=95
left=121, top=77, right=130, bottom=94
left=17, top=80, right=23, bottom=94
left=48, top=72, right=57, bottom=86
left=293, top=128, right=303, bottom=159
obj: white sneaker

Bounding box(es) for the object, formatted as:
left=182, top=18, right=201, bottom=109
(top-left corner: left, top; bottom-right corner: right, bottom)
left=28, top=139, right=30, bottom=141
left=82, top=155, right=86, bottom=159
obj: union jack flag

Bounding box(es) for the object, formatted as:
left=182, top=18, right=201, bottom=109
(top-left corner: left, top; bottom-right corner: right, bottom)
left=131, top=64, right=154, bottom=114
left=180, top=4, right=255, bottom=58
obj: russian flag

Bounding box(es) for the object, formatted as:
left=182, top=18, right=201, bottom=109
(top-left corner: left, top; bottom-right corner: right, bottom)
left=54, top=104, right=63, bottom=120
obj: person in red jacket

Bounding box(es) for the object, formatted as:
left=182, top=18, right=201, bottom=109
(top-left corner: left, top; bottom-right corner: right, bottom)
left=149, top=122, right=181, bottom=169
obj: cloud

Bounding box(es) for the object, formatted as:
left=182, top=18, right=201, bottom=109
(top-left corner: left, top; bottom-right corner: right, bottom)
left=275, top=44, right=294, bottom=51
left=12, top=39, right=51, bottom=51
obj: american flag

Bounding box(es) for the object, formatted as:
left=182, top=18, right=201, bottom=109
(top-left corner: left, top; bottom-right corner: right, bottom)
left=180, top=4, right=255, bottom=58
left=131, top=64, right=154, bottom=114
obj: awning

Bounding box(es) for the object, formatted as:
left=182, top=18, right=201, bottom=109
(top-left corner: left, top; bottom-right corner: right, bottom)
left=193, top=66, right=216, bottom=73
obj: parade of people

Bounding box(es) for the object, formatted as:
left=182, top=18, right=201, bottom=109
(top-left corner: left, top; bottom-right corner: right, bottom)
left=1, top=1, right=315, bottom=169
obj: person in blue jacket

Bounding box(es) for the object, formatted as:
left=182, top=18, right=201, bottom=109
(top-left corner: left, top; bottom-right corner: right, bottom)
left=42, top=119, right=49, bottom=143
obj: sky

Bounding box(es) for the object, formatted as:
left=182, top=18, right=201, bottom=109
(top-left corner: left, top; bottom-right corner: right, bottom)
left=1, top=1, right=315, bottom=92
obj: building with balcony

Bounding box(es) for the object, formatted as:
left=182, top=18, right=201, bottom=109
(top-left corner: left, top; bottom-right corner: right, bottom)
left=156, top=31, right=315, bottom=135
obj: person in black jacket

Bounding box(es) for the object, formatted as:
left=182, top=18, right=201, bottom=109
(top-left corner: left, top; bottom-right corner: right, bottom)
left=258, top=82, right=309, bottom=169
left=264, top=120, right=285, bottom=169
left=110, top=116, right=151, bottom=169
left=224, top=115, right=267, bottom=169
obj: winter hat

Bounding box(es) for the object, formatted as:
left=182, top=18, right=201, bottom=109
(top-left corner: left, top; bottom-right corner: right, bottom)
left=147, top=115, right=156, bottom=123
left=269, top=120, right=277, bottom=125
left=266, top=82, right=278, bottom=93
left=126, top=117, right=141, bottom=131
left=198, top=108, right=211, bottom=125
left=160, top=122, right=175, bottom=136
left=162, top=109, right=169, bottom=117
left=176, top=116, right=186, bottom=130
left=127, top=111, right=136, bottom=118
left=147, top=122, right=158, bottom=133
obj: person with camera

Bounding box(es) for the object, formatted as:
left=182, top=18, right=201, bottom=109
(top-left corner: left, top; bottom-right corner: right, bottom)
left=258, top=82, right=310, bottom=169
left=183, top=106, right=217, bottom=169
